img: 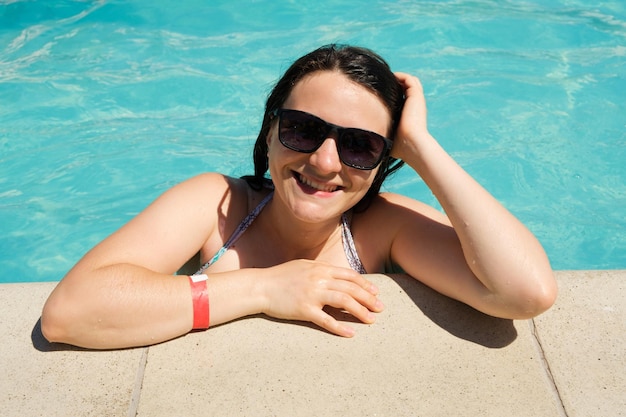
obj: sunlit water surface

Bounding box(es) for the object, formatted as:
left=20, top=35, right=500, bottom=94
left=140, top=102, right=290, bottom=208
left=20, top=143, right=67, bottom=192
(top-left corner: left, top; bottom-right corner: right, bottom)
left=1, top=0, right=625, bottom=282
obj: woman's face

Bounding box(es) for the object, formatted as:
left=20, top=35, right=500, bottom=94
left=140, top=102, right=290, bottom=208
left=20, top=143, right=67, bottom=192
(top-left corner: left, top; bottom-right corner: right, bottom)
left=266, top=70, right=391, bottom=224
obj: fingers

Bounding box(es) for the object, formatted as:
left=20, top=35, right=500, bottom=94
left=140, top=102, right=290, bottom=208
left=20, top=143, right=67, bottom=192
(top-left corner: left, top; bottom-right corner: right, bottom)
left=310, top=273, right=385, bottom=338
left=325, top=276, right=384, bottom=314
left=394, top=72, right=426, bottom=111
left=327, top=265, right=380, bottom=297
left=309, top=308, right=356, bottom=338
left=308, top=290, right=377, bottom=338
left=262, top=261, right=385, bottom=337
left=390, top=72, right=430, bottom=162
left=325, top=289, right=378, bottom=324
left=394, top=72, right=424, bottom=94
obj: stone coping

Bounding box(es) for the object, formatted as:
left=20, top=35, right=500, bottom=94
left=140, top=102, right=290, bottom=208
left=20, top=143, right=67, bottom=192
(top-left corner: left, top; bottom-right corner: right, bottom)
left=1, top=270, right=624, bottom=416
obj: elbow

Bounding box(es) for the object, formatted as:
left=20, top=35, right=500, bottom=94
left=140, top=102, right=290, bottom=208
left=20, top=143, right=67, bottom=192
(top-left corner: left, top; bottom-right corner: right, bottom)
left=540, top=279, right=558, bottom=313
left=510, top=272, right=559, bottom=319
left=40, top=316, right=64, bottom=345
left=522, top=286, right=557, bottom=319
left=531, top=270, right=558, bottom=316
left=40, top=303, right=64, bottom=344
left=41, top=294, right=75, bottom=345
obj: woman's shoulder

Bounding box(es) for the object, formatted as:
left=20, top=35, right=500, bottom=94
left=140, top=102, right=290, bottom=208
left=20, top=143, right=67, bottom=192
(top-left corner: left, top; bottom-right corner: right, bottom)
left=352, top=193, right=452, bottom=270
left=358, top=192, right=449, bottom=225
left=150, top=173, right=247, bottom=217
left=183, top=172, right=240, bottom=190
left=180, top=173, right=273, bottom=215
left=174, top=173, right=254, bottom=198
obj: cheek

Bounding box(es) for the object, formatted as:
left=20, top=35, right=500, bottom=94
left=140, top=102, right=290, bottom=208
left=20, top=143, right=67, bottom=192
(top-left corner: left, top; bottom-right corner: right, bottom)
left=267, top=133, right=287, bottom=164
left=351, top=167, right=379, bottom=194
left=266, top=129, right=297, bottom=179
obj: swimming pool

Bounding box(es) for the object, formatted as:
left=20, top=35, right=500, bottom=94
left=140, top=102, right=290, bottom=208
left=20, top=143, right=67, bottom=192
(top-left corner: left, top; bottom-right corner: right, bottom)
left=1, top=0, right=625, bottom=283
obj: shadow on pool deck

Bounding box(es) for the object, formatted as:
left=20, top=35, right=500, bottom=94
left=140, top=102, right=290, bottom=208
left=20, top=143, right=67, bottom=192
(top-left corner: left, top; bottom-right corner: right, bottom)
left=1, top=270, right=624, bottom=416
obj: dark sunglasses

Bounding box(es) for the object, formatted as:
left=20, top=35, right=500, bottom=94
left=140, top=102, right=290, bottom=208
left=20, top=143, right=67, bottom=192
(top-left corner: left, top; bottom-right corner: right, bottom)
left=270, top=108, right=393, bottom=170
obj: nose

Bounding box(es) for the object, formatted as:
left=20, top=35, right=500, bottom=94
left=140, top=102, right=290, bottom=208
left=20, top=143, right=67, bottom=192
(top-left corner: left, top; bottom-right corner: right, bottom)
left=308, top=135, right=343, bottom=174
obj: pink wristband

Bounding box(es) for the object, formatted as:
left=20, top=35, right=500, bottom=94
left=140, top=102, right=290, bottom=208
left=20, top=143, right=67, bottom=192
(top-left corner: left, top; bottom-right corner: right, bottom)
left=189, top=275, right=209, bottom=330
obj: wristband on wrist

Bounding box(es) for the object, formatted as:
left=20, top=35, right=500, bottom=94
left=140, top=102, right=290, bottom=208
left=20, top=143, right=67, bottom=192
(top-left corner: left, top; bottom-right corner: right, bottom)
left=189, top=274, right=209, bottom=330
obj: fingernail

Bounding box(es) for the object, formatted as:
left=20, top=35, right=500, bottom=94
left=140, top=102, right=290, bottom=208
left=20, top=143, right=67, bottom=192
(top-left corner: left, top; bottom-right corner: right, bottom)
left=370, top=283, right=379, bottom=294
left=375, top=300, right=385, bottom=310
left=344, top=326, right=355, bottom=337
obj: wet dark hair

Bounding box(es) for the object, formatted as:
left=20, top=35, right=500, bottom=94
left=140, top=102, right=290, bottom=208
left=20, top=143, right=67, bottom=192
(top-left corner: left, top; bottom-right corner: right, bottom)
left=243, top=44, right=405, bottom=211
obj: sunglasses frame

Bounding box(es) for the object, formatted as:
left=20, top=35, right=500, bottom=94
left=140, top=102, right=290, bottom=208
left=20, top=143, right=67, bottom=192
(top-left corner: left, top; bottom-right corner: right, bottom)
left=270, top=108, right=393, bottom=170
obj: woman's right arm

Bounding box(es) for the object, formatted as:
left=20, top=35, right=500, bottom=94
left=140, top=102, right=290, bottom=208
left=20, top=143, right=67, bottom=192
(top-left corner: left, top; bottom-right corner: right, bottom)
left=41, top=173, right=230, bottom=349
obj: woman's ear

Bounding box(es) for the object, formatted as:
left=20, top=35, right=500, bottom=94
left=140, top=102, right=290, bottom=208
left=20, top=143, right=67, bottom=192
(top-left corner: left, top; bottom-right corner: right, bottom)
left=266, top=131, right=272, bottom=149
left=266, top=121, right=277, bottom=149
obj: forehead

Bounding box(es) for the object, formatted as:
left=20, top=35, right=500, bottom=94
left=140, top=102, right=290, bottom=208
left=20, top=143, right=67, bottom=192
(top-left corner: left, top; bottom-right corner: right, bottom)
left=283, top=71, right=391, bottom=136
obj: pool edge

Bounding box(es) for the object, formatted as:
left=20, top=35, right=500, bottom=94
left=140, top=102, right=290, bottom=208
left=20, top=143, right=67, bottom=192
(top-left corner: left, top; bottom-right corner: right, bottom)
left=1, top=270, right=624, bottom=416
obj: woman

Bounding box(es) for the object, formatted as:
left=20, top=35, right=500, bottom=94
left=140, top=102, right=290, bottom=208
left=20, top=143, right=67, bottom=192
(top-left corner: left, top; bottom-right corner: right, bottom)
left=41, top=44, right=557, bottom=349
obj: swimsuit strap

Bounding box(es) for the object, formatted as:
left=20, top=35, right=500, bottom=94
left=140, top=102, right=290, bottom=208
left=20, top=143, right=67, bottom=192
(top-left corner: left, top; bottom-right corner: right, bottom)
left=195, top=191, right=274, bottom=274
left=195, top=191, right=367, bottom=274
left=341, top=213, right=367, bottom=274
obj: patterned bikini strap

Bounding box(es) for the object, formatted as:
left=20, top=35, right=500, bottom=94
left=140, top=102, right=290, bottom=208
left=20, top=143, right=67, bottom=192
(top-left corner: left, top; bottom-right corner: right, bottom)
left=341, top=213, right=367, bottom=274
left=195, top=191, right=274, bottom=274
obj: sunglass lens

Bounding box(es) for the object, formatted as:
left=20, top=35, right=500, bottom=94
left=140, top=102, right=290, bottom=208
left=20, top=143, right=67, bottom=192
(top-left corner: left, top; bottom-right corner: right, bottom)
left=339, top=130, right=385, bottom=169
left=279, top=111, right=326, bottom=151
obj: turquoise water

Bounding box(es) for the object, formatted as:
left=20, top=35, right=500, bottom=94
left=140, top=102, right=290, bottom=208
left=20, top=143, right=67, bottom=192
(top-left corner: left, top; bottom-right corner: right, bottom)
left=1, top=0, right=625, bottom=283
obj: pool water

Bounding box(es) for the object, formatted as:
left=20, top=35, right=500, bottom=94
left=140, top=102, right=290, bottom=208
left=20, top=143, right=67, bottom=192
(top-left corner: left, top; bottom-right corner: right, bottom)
left=1, top=0, right=625, bottom=283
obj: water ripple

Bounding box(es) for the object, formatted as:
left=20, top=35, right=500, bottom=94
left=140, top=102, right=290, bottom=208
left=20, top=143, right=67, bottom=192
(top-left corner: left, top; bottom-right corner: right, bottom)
left=1, top=0, right=625, bottom=280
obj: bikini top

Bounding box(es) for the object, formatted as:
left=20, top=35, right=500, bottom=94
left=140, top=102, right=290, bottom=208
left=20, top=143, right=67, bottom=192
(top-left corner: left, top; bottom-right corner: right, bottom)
left=194, top=191, right=366, bottom=275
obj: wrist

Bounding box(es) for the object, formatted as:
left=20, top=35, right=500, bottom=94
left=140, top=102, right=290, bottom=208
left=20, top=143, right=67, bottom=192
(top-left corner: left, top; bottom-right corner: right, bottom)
left=201, top=268, right=269, bottom=327
left=402, top=133, right=448, bottom=173
left=189, top=274, right=209, bottom=330
left=253, top=268, right=272, bottom=316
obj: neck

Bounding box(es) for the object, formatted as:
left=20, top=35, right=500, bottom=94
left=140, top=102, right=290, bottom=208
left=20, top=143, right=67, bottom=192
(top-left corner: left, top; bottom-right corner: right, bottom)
left=261, top=199, right=344, bottom=260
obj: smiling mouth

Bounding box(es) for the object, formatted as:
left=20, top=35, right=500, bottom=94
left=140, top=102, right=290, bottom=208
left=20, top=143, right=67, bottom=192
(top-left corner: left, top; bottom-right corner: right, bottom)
left=295, top=172, right=341, bottom=193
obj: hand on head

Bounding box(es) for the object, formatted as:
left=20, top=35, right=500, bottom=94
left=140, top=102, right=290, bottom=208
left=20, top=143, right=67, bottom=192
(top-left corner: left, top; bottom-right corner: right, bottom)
left=390, top=72, right=431, bottom=162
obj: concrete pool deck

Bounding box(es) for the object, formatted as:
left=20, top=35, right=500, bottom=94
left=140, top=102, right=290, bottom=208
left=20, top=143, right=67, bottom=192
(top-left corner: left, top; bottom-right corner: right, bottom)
left=1, top=270, right=624, bottom=416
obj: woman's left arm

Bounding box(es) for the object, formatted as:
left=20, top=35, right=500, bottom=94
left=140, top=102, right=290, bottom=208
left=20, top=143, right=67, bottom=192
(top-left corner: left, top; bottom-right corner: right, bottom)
left=389, top=72, right=557, bottom=319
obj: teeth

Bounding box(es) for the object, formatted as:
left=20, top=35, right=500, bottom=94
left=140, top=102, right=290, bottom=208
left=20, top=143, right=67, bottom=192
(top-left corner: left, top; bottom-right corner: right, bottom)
left=299, top=174, right=337, bottom=192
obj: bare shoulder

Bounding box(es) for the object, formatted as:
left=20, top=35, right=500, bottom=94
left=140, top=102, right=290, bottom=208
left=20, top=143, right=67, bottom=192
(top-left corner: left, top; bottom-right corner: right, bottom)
left=351, top=192, right=452, bottom=272
left=363, top=192, right=450, bottom=226
left=158, top=173, right=249, bottom=212
left=85, top=173, right=248, bottom=274
left=183, top=173, right=271, bottom=215
left=172, top=172, right=236, bottom=198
